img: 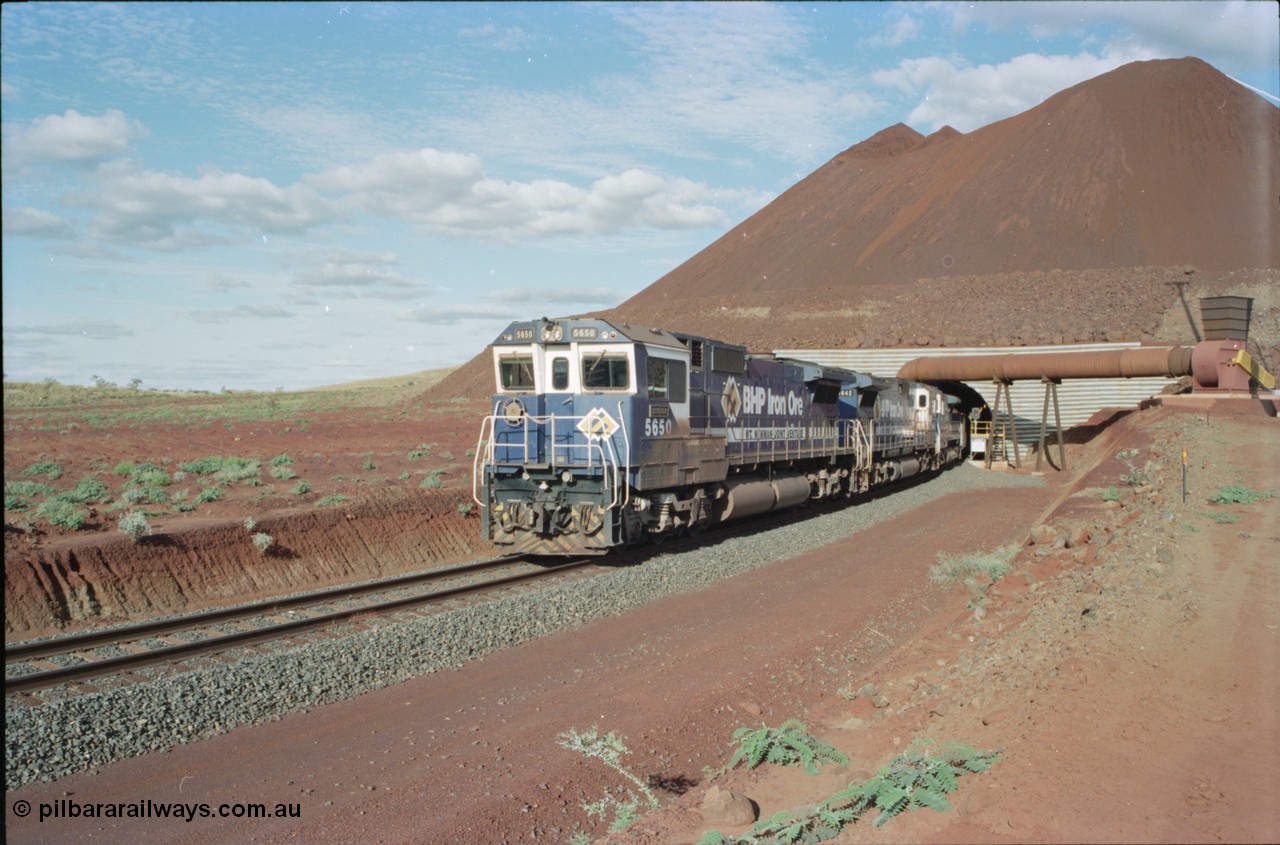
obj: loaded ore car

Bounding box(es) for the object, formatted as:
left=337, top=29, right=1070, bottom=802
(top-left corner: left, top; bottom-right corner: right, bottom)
left=472, top=317, right=965, bottom=555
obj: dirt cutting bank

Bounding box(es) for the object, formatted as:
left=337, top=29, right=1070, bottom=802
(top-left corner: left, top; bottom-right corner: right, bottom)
left=4, top=488, right=488, bottom=639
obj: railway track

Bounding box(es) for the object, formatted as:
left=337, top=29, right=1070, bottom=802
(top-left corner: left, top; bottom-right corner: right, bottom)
left=5, top=554, right=597, bottom=697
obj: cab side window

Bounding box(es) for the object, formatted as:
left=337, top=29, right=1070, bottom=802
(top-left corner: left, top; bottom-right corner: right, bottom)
left=552, top=357, right=569, bottom=391
left=499, top=355, right=535, bottom=391
left=582, top=353, right=630, bottom=390
left=646, top=358, right=687, bottom=403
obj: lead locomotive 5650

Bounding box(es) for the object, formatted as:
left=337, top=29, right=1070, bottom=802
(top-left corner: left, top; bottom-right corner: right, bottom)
left=472, top=318, right=966, bottom=555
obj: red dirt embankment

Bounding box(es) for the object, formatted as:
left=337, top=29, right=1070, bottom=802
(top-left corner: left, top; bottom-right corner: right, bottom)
left=5, top=488, right=487, bottom=638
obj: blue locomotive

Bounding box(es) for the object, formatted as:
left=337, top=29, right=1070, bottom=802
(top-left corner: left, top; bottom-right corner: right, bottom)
left=472, top=318, right=966, bottom=555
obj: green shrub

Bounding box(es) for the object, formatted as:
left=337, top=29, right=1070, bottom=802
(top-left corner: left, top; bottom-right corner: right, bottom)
left=291, top=481, right=312, bottom=495
left=420, top=469, right=445, bottom=489
left=122, top=486, right=168, bottom=505
left=699, top=741, right=1002, bottom=845
left=270, top=465, right=296, bottom=480
left=113, top=460, right=137, bottom=477
left=1209, top=484, right=1275, bottom=505
left=5, top=480, right=54, bottom=498
left=21, top=460, right=63, bottom=480
left=251, top=531, right=274, bottom=554
left=5, top=494, right=32, bottom=511
left=129, top=463, right=170, bottom=487
left=57, top=478, right=110, bottom=505
left=1102, top=487, right=1119, bottom=502
left=408, top=444, right=434, bottom=460
left=195, top=486, right=224, bottom=503
left=929, top=544, right=1017, bottom=585
left=118, top=511, right=151, bottom=542
left=212, top=457, right=260, bottom=484
left=179, top=456, right=226, bottom=475
left=314, top=494, right=348, bottom=508
left=270, top=454, right=294, bottom=466
left=727, top=720, right=848, bottom=776
left=558, top=727, right=659, bottom=835
left=36, top=499, right=88, bottom=529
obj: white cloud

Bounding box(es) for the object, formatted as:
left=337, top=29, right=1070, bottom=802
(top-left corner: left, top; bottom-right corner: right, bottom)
left=206, top=274, right=251, bottom=292
left=861, top=10, right=921, bottom=48
left=4, top=108, right=146, bottom=165
left=401, top=303, right=521, bottom=324
left=493, top=286, right=633, bottom=307
left=457, top=22, right=535, bottom=51
left=873, top=48, right=1158, bottom=132
left=11, top=320, right=135, bottom=340
left=3, top=206, right=75, bottom=239
left=81, top=160, right=343, bottom=250
left=952, top=1, right=1279, bottom=72
left=186, top=305, right=295, bottom=324
left=291, top=250, right=430, bottom=300
left=312, top=149, right=738, bottom=238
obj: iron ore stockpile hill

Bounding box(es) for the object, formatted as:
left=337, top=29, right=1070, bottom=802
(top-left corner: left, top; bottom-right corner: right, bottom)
left=429, top=57, right=1279, bottom=403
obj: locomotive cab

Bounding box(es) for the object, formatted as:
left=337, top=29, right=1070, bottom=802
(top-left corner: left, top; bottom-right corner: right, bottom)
left=476, top=318, right=697, bottom=554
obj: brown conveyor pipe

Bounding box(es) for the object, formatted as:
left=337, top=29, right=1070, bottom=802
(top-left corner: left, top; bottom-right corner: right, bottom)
left=897, top=346, right=1194, bottom=383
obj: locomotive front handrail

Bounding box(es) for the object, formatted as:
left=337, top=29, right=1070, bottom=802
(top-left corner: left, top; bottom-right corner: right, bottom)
left=474, top=408, right=630, bottom=511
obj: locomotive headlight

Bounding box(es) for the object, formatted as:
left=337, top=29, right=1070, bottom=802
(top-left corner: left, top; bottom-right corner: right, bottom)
left=541, top=322, right=563, bottom=342
left=560, top=470, right=573, bottom=484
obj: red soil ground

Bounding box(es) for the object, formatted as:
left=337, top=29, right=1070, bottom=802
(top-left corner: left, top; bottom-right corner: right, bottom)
left=4, top=400, right=492, bottom=638
left=6, top=399, right=1277, bottom=845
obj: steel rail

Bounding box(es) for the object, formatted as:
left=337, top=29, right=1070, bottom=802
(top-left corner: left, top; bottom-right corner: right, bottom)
left=6, top=557, right=596, bottom=695
left=5, top=555, right=529, bottom=663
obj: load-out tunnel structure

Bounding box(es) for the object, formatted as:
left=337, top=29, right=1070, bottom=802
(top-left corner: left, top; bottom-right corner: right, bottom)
left=896, top=338, right=1273, bottom=469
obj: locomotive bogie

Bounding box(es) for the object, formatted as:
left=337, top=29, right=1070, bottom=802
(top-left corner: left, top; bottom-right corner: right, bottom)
left=474, top=318, right=966, bottom=555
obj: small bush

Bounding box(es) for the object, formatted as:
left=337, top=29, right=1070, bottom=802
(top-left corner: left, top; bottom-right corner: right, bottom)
left=1209, top=484, right=1275, bottom=505
left=36, top=499, right=88, bottom=530
left=22, top=460, right=64, bottom=480
left=408, top=444, right=434, bottom=460
left=129, top=464, right=170, bottom=487
left=122, top=486, right=168, bottom=505
left=243, top=517, right=256, bottom=532
left=213, top=457, right=260, bottom=484
left=195, top=486, right=224, bottom=504
left=251, top=531, right=274, bottom=554
left=727, top=720, right=848, bottom=775
left=6, top=480, right=54, bottom=498
left=314, top=494, right=348, bottom=508
left=362, top=458, right=377, bottom=471
left=180, top=456, right=226, bottom=475
left=113, top=460, right=137, bottom=477
left=58, top=477, right=111, bottom=505
left=1102, top=487, right=1119, bottom=502
left=270, top=465, right=296, bottom=480
left=6, top=494, right=32, bottom=511
left=558, top=727, right=659, bottom=835
left=118, top=511, right=151, bottom=542
left=270, top=454, right=294, bottom=466
left=420, top=469, right=445, bottom=489
left=291, top=481, right=312, bottom=495
left=929, top=544, right=1017, bottom=585
left=457, top=502, right=474, bottom=516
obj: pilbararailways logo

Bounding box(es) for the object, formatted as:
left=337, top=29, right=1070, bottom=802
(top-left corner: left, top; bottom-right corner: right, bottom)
left=721, top=376, right=806, bottom=423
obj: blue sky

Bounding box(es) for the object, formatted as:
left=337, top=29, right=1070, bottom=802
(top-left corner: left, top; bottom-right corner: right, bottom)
left=3, top=1, right=1277, bottom=392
